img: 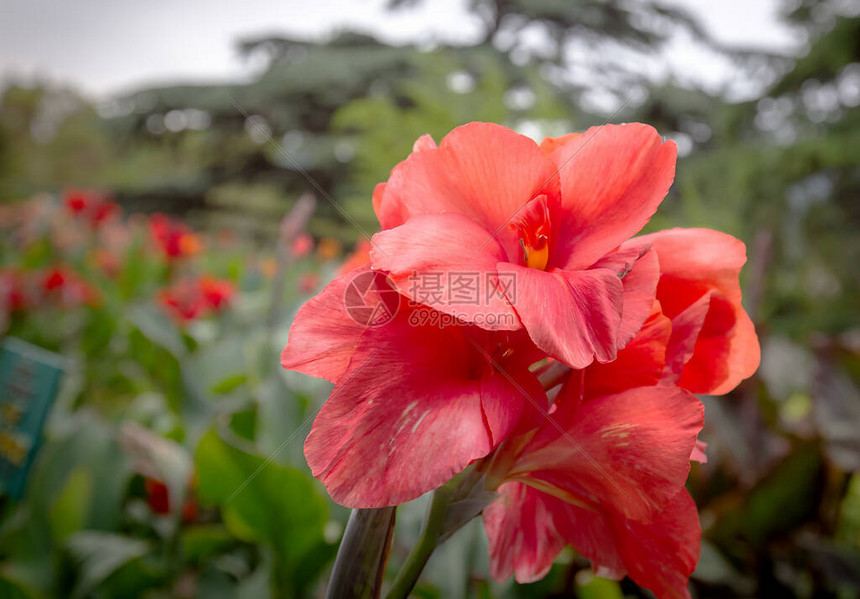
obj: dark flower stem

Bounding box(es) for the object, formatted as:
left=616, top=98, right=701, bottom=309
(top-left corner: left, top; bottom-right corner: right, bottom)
left=326, top=507, right=397, bottom=599
left=385, top=485, right=453, bottom=599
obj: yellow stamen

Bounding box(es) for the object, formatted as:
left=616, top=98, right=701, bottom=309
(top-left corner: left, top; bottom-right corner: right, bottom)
left=524, top=235, right=549, bottom=270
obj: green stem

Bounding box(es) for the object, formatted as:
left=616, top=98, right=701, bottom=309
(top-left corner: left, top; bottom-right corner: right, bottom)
left=385, top=486, right=454, bottom=599
left=326, top=507, right=397, bottom=599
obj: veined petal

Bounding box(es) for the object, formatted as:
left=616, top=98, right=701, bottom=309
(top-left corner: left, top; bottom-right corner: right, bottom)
left=498, top=263, right=623, bottom=368
left=485, top=484, right=701, bottom=599
left=550, top=123, right=677, bottom=270
left=506, top=386, right=704, bottom=522
left=304, top=313, right=543, bottom=508
left=373, top=122, right=558, bottom=259
left=606, top=490, right=701, bottom=599
left=370, top=213, right=520, bottom=329
left=483, top=482, right=569, bottom=583
left=583, top=304, right=672, bottom=398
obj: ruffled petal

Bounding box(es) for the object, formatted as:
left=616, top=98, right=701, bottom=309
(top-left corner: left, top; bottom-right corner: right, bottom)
left=498, top=263, right=623, bottom=368
left=280, top=266, right=377, bottom=382
left=592, top=245, right=661, bottom=349
left=304, top=314, right=542, bottom=508
left=486, top=485, right=701, bottom=599
left=583, top=304, right=672, bottom=398
left=370, top=213, right=520, bottom=329
left=373, top=122, right=558, bottom=259
left=608, top=490, right=701, bottom=599
left=539, top=132, right=583, bottom=154
left=639, top=228, right=760, bottom=394
left=549, top=123, right=677, bottom=270
left=506, top=386, right=703, bottom=521
left=483, top=482, right=569, bottom=583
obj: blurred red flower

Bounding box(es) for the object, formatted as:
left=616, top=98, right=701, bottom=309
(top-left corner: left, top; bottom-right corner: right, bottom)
left=291, top=233, right=314, bottom=258
left=199, top=275, right=234, bottom=310
left=40, top=265, right=100, bottom=308
left=0, top=268, right=29, bottom=313
left=63, top=189, right=119, bottom=228
left=149, top=213, right=202, bottom=260
left=157, top=275, right=234, bottom=322
left=144, top=477, right=198, bottom=522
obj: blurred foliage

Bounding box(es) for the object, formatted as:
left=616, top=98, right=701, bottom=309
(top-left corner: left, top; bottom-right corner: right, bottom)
left=1, top=0, right=860, bottom=597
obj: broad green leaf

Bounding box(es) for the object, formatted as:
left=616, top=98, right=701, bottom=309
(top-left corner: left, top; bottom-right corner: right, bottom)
left=65, top=531, right=151, bottom=599
left=194, top=429, right=329, bottom=591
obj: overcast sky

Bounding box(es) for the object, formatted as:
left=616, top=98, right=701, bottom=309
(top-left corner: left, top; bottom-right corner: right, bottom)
left=0, top=0, right=800, bottom=99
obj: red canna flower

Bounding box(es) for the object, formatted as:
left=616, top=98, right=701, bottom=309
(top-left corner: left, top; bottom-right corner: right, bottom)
left=144, top=477, right=199, bottom=522
left=158, top=280, right=205, bottom=322
left=149, top=213, right=202, bottom=260
left=198, top=275, right=234, bottom=311
left=40, top=265, right=100, bottom=308
left=629, top=228, right=761, bottom=395
left=158, top=275, right=234, bottom=322
left=368, top=123, right=676, bottom=369
left=63, top=189, right=119, bottom=227
left=0, top=268, right=29, bottom=313
left=64, top=189, right=90, bottom=214
left=281, top=266, right=546, bottom=507
left=281, top=123, right=761, bottom=598
left=291, top=233, right=314, bottom=258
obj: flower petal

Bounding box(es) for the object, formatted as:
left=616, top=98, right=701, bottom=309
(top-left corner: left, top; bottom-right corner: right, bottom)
left=640, top=228, right=761, bottom=394
left=373, top=122, right=558, bottom=259
left=485, top=484, right=701, bottom=599
left=304, top=314, right=542, bottom=508
left=280, top=266, right=375, bottom=382
left=498, top=263, right=623, bottom=368
left=549, top=123, right=677, bottom=270
left=506, top=386, right=703, bottom=521
left=583, top=305, right=672, bottom=398
left=606, top=490, right=701, bottom=599
left=593, top=245, right=661, bottom=348
left=483, top=482, right=569, bottom=583
left=370, top=213, right=520, bottom=329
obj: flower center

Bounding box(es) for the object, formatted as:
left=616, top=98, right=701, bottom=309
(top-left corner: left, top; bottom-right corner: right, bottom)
left=509, top=195, right=551, bottom=271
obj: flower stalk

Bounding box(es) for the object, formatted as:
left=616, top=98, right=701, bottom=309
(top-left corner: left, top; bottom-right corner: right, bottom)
left=326, top=507, right=396, bottom=599
left=385, top=485, right=452, bottom=599
left=386, top=466, right=497, bottom=599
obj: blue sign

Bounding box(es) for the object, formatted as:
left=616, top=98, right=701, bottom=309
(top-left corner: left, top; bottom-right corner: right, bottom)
left=0, top=337, right=66, bottom=499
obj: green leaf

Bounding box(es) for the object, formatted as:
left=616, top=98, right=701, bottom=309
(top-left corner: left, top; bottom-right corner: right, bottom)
left=194, top=429, right=330, bottom=591
left=180, top=524, right=236, bottom=565
left=211, top=373, right=248, bottom=395
left=127, top=304, right=186, bottom=357
left=48, top=467, right=92, bottom=543
left=65, top=531, right=151, bottom=599
left=0, top=575, right=39, bottom=599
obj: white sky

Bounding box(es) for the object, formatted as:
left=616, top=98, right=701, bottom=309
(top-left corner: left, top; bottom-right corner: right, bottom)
left=0, top=0, right=800, bottom=99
